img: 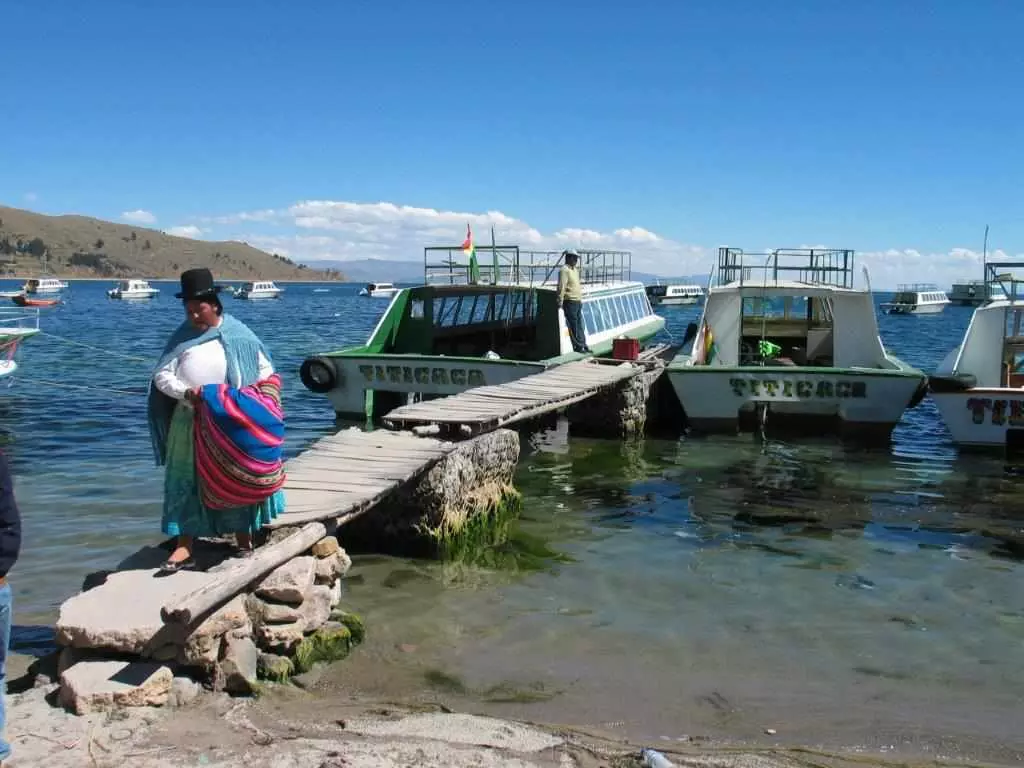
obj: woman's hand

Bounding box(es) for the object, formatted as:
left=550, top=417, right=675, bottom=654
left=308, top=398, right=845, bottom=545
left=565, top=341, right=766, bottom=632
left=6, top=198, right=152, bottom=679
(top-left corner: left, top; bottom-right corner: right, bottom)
left=184, top=387, right=203, bottom=403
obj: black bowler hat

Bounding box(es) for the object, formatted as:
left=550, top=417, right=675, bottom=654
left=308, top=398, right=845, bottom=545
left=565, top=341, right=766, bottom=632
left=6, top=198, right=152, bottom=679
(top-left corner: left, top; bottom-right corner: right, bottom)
left=175, top=268, right=223, bottom=300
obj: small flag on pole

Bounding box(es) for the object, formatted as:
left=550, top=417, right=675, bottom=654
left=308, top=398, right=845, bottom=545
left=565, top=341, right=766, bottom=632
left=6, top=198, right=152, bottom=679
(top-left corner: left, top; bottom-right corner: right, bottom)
left=462, top=224, right=480, bottom=284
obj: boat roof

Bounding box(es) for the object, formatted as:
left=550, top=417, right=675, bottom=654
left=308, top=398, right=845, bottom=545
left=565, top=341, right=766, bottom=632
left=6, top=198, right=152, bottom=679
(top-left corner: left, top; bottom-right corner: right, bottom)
left=419, top=280, right=645, bottom=296
left=711, top=278, right=866, bottom=297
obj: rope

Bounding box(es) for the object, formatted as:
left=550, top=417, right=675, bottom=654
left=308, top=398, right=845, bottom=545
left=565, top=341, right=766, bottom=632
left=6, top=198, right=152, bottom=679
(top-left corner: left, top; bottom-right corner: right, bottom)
left=39, top=332, right=153, bottom=364
left=11, top=376, right=146, bottom=397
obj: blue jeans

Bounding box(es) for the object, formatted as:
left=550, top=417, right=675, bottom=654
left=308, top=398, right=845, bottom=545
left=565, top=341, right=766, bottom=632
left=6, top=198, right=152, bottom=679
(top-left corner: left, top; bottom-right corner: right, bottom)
left=562, top=299, right=589, bottom=353
left=0, top=582, right=10, bottom=762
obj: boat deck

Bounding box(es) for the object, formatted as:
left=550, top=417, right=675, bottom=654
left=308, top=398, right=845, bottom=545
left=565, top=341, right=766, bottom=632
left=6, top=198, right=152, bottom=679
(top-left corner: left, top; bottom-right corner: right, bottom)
left=381, top=359, right=640, bottom=435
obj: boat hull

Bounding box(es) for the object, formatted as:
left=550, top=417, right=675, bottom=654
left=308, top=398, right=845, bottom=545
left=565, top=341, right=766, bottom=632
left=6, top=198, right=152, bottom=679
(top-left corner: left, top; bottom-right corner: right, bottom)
left=359, top=290, right=398, bottom=299
left=108, top=291, right=159, bottom=300
left=667, top=365, right=925, bottom=439
left=655, top=297, right=701, bottom=306
left=236, top=291, right=281, bottom=300
left=301, top=354, right=550, bottom=420
left=882, top=302, right=948, bottom=315
left=931, top=389, right=1024, bottom=447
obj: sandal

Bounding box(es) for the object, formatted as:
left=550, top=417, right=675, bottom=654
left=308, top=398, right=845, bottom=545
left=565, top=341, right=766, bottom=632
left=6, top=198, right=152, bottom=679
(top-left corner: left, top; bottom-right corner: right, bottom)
left=232, top=545, right=255, bottom=559
left=157, top=557, right=196, bottom=574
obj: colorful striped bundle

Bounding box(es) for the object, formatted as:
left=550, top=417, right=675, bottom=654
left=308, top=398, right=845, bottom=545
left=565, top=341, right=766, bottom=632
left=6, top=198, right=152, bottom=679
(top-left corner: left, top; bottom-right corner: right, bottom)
left=194, top=374, right=286, bottom=510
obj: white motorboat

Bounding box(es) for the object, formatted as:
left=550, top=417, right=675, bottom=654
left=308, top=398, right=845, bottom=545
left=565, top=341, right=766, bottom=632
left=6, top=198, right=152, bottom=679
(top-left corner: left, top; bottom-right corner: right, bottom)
left=880, top=284, right=950, bottom=314
left=234, top=281, right=283, bottom=300
left=107, top=279, right=160, bottom=300
left=948, top=279, right=1005, bottom=306
left=23, top=277, right=68, bottom=295
left=0, top=306, right=41, bottom=381
left=358, top=282, right=399, bottom=299
left=645, top=283, right=704, bottom=306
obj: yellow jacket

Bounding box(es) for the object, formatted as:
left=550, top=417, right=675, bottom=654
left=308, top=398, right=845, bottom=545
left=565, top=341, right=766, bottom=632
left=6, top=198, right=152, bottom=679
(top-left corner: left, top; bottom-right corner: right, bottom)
left=558, top=265, right=582, bottom=302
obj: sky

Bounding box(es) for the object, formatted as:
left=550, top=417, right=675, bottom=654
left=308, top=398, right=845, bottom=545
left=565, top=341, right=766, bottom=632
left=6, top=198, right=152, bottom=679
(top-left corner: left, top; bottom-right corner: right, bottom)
left=3, top=0, right=1024, bottom=286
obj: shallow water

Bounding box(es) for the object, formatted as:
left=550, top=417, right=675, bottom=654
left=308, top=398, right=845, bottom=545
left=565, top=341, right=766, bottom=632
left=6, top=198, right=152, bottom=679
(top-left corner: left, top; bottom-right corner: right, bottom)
left=4, top=281, right=1022, bottom=759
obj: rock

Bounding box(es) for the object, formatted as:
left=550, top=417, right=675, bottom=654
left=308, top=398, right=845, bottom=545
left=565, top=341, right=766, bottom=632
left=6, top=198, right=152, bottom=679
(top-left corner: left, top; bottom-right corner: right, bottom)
left=257, top=652, right=294, bottom=682
left=329, top=610, right=366, bottom=644
left=291, top=664, right=324, bottom=690
left=56, top=569, right=212, bottom=654
left=168, top=676, right=202, bottom=707
left=179, top=595, right=250, bottom=668
left=300, top=584, right=333, bottom=632
left=293, top=623, right=353, bottom=673
left=255, top=557, right=315, bottom=605
left=254, top=619, right=305, bottom=652
left=58, top=647, right=87, bottom=676
left=314, top=551, right=352, bottom=584
left=328, top=578, right=342, bottom=608
left=220, top=634, right=259, bottom=695
left=81, top=570, right=114, bottom=592
left=245, top=593, right=301, bottom=626
left=311, top=536, right=340, bottom=558
left=59, top=660, right=173, bottom=715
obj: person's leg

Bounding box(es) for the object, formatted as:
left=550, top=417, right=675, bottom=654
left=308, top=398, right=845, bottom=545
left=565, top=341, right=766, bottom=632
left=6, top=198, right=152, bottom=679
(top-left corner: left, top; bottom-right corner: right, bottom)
left=574, top=302, right=590, bottom=351
left=166, top=534, right=194, bottom=564
left=0, top=582, right=13, bottom=765
left=235, top=531, right=254, bottom=556
left=567, top=300, right=587, bottom=352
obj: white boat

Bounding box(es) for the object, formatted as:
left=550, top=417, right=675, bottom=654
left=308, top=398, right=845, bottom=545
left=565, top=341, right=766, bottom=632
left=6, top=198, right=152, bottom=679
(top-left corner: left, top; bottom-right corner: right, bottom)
left=880, top=284, right=950, bottom=314
left=948, top=279, right=1005, bottom=306
left=107, top=279, right=160, bottom=300
left=233, top=281, right=283, bottom=300
left=930, top=261, right=1024, bottom=448
left=358, top=282, right=399, bottom=299
left=645, top=283, right=704, bottom=306
left=0, top=306, right=41, bottom=381
left=23, top=277, right=68, bottom=295
left=665, top=247, right=927, bottom=441
left=300, top=246, right=665, bottom=420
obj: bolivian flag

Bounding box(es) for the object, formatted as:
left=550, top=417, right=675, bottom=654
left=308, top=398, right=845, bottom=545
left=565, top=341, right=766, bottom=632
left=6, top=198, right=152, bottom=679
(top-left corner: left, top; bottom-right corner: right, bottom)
left=462, top=224, right=480, bottom=283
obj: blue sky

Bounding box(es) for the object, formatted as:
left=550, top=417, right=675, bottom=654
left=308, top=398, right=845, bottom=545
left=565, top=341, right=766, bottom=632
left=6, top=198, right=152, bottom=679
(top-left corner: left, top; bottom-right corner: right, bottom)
left=4, top=0, right=1024, bottom=283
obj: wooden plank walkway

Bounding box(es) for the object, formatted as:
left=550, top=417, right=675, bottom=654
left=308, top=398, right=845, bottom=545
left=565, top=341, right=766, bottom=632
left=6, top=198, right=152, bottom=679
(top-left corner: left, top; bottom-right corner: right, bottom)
left=270, top=428, right=456, bottom=528
left=381, top=359, right=639, bottom=434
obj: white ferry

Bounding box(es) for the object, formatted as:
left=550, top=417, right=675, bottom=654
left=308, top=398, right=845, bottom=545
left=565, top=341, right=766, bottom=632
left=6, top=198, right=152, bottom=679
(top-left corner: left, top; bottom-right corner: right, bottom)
left=948, top=279, right=1005, bottom=306
left=0, top=307, right=40, bottom=381
left=358, top=282, right=399, bottom=299
left=665, top=247, right=927, bottom=441
left=930, top=262, right=1024, bottom=448
left=234, top=281, right=282, bottom=300
left=300, top=246, right=665, bottom=420
left=645, top=283, right=704, bottom=306
left=23, top=277, right=68, bottom=295
left=107, top=279, right=160, bottom=300
left=880, top=284, right=950, bottom=314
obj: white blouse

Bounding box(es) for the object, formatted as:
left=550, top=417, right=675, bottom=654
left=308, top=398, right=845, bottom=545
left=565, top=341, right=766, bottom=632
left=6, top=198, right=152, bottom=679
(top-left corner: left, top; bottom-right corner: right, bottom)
left=153, top=338, right=274, bottom=401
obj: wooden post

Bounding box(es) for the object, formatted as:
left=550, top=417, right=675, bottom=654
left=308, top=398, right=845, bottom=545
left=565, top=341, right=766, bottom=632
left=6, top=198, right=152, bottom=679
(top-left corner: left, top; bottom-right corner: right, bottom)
left=161, top=521, right=327, bottom=626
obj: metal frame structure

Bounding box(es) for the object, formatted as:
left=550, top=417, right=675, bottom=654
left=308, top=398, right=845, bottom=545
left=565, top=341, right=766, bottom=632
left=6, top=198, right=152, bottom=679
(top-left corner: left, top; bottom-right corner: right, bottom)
left=424, top=245, right=633, bottom=287
left=716, top=247, right=855, bottom=289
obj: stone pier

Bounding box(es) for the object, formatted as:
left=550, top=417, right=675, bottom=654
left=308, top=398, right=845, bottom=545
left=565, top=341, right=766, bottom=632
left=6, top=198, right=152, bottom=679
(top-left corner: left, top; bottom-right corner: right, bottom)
left=566, top=361, right=666, bottom=437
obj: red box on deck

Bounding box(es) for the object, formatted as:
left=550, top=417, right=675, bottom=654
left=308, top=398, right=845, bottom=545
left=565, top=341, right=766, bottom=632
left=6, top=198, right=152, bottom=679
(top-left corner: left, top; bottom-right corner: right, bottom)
left=612, top=337, right=640, bottom=360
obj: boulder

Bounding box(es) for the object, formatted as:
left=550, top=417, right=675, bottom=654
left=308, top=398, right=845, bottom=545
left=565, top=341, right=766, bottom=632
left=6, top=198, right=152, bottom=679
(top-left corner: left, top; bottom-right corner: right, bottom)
left=314, top=551, right=352, bottom=584
left=255, top=557, right=315, bottom=605
left=311, top=536, right=340, bottom=558
left=257, top=652, right=294, bottom=682
left=179, top=595, right=250, bottom=668
left=299, top=584, right=333, bottom=632
left=168, top=676, right=202, bottom=707
left=59, top=660, right=173, bottom=715
left=245, top=593, right=301, bottom=626
left=254, top=619, right=305, bottom=652
left=220, top=634, right=259, bottom=695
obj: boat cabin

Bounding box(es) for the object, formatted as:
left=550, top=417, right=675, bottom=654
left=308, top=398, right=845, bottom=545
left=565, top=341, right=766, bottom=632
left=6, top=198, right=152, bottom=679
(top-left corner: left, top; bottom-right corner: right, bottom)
left=645, top=284, right=704, bottom=304
left=366, top=282, right=394, bottom=292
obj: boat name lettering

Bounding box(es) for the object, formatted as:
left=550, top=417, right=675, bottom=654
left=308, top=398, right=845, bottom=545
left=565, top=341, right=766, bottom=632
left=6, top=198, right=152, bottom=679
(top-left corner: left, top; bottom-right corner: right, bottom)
left=965, top=397, right=1024, bottom=426
left=358, top=364, right=486, bottom=387
left=728, top=378, right=867, bottom=399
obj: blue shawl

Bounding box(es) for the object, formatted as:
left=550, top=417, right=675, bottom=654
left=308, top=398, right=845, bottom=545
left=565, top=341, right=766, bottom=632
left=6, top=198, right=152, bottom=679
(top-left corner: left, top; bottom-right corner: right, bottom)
left=147, top=314, right=273, bottom=466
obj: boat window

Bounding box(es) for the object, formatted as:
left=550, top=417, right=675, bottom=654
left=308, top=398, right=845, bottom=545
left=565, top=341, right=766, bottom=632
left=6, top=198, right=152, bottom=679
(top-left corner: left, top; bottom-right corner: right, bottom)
left=582, top=301, right=597, bottom=334
left=631, top=291, right=644, bottom=319
left=410, top=300, right=425, bottom=319
left=492, top=292, right=507, bottom=320
left=594, top=299, right=610, bottom=331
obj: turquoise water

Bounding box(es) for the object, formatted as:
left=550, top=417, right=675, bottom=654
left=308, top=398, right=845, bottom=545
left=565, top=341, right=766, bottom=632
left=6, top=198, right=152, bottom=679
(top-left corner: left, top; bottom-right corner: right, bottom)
left=5, top=280, right=1023, bottom=758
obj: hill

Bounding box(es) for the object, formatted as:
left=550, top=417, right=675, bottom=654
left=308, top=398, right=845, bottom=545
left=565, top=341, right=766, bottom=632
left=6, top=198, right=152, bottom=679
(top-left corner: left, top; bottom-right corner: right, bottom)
left=0, top=205, right=344, bottom=281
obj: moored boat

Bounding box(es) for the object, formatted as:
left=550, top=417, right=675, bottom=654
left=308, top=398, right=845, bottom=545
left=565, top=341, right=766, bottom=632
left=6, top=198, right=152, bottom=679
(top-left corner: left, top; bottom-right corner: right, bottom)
left=358, top=282, right=399, bottom=298
left=0, top=306, right=41, bottom=381
left=107, top=279, right=160, bottom=300
left=948, top=279, right=1005, bottom=306
left=880, top=284, right=950, bottom=314
left=929, top=261, right=1024, bottom=448
left=645, top=283, right=704, bottom=306
left=300, top=245, right=665, bottom=420
left=12, top=295, right=60, bottom=307
left=665, top=247, right=927, bottom=440
left=23, top=277, right=68, bottom=295
left=234, top=281, right=283, bottom=300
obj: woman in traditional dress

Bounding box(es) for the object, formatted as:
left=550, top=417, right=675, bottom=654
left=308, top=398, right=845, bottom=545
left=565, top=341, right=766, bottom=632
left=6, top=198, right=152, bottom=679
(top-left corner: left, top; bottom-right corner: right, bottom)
left=147, top=268, right=285, bottom=573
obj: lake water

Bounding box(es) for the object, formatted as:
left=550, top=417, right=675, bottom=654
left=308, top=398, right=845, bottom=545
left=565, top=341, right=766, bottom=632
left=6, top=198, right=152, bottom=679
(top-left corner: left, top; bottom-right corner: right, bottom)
left=4, top=279, right=1022, bottom=762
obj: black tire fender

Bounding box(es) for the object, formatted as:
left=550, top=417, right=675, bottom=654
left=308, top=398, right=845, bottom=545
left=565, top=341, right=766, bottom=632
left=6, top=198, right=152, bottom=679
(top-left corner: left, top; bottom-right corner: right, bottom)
left=300, top=357, right=338, bottom=394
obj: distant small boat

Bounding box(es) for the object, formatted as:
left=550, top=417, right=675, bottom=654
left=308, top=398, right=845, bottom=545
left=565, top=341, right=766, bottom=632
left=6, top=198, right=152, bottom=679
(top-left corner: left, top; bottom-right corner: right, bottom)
left=12, top=295, right=60, bottom=307
left=233, top=281, right=283, bottom=300
left=358, top=282, right=398, bottom=298
left=108, top=279, right=160, bottom=300
left=23, top=277, right=68, bottom=295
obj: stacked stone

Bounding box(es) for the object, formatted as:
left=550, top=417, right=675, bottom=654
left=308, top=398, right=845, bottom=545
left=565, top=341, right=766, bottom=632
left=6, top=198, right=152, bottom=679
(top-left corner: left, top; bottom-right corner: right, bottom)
left=566, top=363, right=665, bottom=436
left=54, top=536, right=360, bottom=715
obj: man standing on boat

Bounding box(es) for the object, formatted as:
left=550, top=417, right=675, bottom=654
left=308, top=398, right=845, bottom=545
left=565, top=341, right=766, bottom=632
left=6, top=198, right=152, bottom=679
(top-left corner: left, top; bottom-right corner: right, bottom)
left=558, top=250, right=590, bottom=353
left=0, top=450, right=21, bottom=767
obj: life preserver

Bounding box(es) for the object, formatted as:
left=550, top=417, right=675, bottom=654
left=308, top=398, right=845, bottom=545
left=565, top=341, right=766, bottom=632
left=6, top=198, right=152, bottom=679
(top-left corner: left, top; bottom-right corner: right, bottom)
left=299, top=357, right=338, bottom=394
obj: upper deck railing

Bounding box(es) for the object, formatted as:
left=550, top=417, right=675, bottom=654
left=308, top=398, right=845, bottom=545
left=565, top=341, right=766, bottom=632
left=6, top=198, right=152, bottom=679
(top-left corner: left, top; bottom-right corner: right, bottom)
left=895, top=283, right=940, bottom=292
left=985, top=261, right=1024, bottom=303
left=716, top=247, right=855, bottom=289
left=424, top=245, right=632, bottom=287
left=0, top=307, right=40, bottom=332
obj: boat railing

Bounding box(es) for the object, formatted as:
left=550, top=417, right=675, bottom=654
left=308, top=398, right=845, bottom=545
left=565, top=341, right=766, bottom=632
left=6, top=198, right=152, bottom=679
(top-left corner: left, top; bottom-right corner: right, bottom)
left=424, top=245, right=632, bottom=287
left=0, top=307, right=40, bottom=331
left=984, top=261, right=1024, bottom=302
left=896, top=283, right=939, bottom=292
left=716, top=247, right=855, bottom=289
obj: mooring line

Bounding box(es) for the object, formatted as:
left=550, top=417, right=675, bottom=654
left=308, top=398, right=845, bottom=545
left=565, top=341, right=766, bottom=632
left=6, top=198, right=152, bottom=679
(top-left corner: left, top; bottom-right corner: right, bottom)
left=38, top=332, right=153, bottom=364
left=12, top=376, right=147, bottom=397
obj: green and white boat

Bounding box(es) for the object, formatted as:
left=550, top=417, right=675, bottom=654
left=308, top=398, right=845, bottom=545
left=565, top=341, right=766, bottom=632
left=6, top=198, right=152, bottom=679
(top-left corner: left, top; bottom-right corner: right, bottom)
left=300, top=245, right=665, bottom=420
left=666, top=247, right=927, bottom=440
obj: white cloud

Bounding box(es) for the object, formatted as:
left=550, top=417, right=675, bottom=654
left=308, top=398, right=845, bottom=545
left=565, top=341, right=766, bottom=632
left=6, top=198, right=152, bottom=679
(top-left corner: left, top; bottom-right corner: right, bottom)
left=165, top=225, right=206, bottom=239
left=121, top=209, right=157, bottom=225
left=190, top=198, right=1020, bottom=285
left=23, top=192, right=37, bottom=203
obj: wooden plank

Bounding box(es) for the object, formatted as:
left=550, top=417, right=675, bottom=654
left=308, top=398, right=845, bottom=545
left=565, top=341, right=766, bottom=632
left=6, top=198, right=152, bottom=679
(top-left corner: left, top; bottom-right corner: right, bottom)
left=162, top=522, right=327, bottom=626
